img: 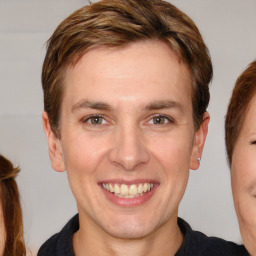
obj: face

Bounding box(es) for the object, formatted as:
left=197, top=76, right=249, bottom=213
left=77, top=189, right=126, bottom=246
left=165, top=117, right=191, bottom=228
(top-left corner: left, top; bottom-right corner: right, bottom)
left=231, top=95, right=256, bottom=255
left=44, top=40, right=208, bottom=240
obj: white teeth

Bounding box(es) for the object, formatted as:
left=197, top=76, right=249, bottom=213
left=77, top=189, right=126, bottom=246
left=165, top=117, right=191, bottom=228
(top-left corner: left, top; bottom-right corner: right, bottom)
left=138, top=184, right=143, bottom=194
left=114, top=184, right=120, bottom=194
left=120, top=184, right=128, bottom=195
left=129, top=184, right=137, bottom=195
left=109, top=184, right=114, bottom=193
left=143, top=183, right=148, bottom=193
left=102, top=182, right=154, bottom=198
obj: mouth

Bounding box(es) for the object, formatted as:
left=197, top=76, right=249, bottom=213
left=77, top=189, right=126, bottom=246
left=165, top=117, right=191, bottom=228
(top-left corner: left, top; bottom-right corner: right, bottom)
left=101, top=182, right=154, bottom=198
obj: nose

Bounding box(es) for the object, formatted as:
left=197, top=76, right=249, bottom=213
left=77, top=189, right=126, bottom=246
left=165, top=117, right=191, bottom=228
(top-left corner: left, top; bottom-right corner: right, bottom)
left=108, top=125, right=150, bottom=171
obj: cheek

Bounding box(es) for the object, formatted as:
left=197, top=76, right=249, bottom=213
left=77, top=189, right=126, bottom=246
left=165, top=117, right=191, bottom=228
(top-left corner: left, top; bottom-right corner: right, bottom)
left=148, top=134, right=192, bottom=196
left=232, top=150, right=256, bottom=224
left=149, top=133, right=193, bottom=167
left=232, top=149, right=256, bottom=192
left=61, top=132, right=110, bottom=175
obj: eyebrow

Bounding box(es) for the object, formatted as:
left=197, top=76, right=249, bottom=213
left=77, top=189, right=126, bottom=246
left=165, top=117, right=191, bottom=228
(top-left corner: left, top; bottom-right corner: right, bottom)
left=71, top=99, right=184, bottom=113
left=71, top=100, right=112, bottom=112
left=144, top=100, right=184, bottom=112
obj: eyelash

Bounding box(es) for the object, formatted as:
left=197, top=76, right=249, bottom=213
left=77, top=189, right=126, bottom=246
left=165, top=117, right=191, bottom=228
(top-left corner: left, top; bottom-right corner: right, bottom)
left=82, top=115, right=107, bottom=125
left=148, top=114, right=174, bottom=125
left=81, top=114, right=174, bottom=127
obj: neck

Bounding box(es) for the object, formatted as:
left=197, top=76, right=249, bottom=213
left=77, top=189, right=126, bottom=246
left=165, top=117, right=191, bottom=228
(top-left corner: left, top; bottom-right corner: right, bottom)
left=73, top=213, right=183, bottom=256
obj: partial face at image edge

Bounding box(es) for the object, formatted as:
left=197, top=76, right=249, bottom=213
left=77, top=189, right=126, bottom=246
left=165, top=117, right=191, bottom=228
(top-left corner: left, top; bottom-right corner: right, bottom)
left=231, top=95, right=256, bottom=255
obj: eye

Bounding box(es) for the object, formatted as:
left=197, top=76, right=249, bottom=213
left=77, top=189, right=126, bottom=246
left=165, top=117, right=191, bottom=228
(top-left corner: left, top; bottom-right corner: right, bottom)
left=83, top=115, right=107, bottom=125
left=251, top=140, right=256, bottom=145
left=149, top=115, right=173, bottom=125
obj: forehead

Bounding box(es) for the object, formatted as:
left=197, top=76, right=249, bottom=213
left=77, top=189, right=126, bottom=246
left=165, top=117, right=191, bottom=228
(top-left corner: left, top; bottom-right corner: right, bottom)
left=233, top=94, right=256, bottom=153
left=63, top=40, right=192, bottom=108
left=241, top=95, right=256, bottom=132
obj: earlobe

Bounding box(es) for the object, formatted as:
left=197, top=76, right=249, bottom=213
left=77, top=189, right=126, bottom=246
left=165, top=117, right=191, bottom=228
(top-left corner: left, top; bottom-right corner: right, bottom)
left=190, top=112, right=210, bottom=170
left=42, top=111, right=66, bottom=172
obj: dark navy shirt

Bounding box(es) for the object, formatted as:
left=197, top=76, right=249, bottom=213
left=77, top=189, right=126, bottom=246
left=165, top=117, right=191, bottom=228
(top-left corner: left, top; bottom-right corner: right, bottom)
left=38, top=214, right=249, bottom=256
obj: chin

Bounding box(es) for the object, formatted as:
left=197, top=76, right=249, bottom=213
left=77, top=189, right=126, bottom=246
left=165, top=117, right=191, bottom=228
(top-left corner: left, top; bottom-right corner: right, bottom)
left=102, top=217, right=159, bottom=239
left=106, top=225, right=152, bottom=239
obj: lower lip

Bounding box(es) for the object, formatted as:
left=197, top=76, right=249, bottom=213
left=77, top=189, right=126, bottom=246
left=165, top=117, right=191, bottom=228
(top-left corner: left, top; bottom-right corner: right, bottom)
left=100, top=185, right=158, bottom=207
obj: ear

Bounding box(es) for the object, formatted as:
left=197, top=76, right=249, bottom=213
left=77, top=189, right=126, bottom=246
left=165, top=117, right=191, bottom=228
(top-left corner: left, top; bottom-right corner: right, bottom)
left=42, top=111, right=65, bottom=172
left=190, top=112, right=210, bottom=170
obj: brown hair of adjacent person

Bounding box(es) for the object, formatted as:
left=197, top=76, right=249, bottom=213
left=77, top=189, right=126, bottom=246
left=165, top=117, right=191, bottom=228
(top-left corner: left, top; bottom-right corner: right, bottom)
left=225, top=60, right=256, bottom=165
left=42, top=0, right=212, bottom=138
left=0, top=155, right=26, bottom=256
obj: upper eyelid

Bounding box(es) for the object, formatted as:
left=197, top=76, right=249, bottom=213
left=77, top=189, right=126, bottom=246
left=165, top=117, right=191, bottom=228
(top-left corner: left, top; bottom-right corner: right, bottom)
left=80, top=113, right=175, bottom=124
left=81, top=114, right=106, bottom=122
left=147, top=114, right=175, bottom=124
left=150, top=114, right=174, bottom=121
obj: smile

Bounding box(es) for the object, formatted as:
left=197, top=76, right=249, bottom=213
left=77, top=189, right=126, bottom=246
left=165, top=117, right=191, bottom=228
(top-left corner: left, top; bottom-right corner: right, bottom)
left=102, top=183, right=154, bottom=198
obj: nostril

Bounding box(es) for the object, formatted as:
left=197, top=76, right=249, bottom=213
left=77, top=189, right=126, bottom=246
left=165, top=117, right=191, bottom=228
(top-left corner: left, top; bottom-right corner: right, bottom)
left=108, top=127, right=150, bottom=170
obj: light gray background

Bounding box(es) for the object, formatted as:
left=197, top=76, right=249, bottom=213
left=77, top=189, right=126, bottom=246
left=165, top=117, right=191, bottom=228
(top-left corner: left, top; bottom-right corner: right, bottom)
left=0, top=0, right=256, bottom=254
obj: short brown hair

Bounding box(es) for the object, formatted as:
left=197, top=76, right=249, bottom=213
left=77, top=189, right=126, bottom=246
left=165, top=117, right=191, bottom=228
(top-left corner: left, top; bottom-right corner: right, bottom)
left=42, top=0, right=212, bottom=137
left=0, top=155, right=26, bottom=256
left=225, top=60, right=256, bottom=165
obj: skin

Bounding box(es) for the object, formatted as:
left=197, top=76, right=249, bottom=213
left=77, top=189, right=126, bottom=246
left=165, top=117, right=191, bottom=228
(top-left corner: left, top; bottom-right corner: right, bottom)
left=231, top=95, right=256, bottom=256
left=43, top=40, right=209, bottom=256
left=0, top=191, right=6, bottom=255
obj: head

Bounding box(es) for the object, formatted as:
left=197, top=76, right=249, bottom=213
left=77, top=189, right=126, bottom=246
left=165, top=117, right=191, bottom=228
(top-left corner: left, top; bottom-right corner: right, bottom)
left=225, top=60, right=256, bottom=255
left=0, top=155, right=26, bottom=256
left=42, top=0, right=212, bottom=138
left=42, top=0, right=211, bottom=243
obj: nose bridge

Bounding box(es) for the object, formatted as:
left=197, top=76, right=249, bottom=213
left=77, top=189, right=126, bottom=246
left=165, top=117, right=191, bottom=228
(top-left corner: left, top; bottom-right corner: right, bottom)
left=109, top=121, right=149, bottom=170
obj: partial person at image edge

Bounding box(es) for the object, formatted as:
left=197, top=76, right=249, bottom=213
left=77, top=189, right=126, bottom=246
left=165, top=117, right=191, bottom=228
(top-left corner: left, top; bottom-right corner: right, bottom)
left=0, top=155, right=26, bottom=256
left=225, top=60, right=256, bottom=256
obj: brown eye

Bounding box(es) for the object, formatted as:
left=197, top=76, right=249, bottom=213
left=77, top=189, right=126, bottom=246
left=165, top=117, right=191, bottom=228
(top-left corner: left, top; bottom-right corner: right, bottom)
left=151, top=116, right=171, bottom=125
left=90, top=116, right=104, bottom=125
left=83, top=115, right=106, bottom=125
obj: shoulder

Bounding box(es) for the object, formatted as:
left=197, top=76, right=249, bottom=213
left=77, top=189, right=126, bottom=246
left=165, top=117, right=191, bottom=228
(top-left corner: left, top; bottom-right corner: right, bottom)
left=37, top=214, right=79, bottom=256
left=37, top=233, right=59, bottom=256
left=176, top=218, right=249, bottom=256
